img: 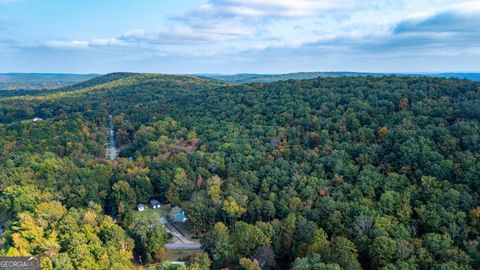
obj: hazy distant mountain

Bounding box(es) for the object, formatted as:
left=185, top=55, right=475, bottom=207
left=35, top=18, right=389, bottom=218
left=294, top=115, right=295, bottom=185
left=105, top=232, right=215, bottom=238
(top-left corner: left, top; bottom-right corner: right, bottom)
left=199, top=72, right=374, bottom=84
left=0, top=73, right=98, bottom=90
left=201, top=72, right=480, bottom=84
left=1, top=72, right=478, bottom=91
left=429, top=73, right=480, bottom=82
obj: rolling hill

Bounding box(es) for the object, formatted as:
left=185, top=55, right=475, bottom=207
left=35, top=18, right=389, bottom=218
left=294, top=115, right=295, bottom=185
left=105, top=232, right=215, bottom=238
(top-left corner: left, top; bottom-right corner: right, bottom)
left=0, top=73, right=479, bottom=269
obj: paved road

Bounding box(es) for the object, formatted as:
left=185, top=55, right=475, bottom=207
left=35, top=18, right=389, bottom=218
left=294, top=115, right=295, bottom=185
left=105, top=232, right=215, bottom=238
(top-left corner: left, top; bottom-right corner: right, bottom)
left=160, top=218, right=202, bottom=250
left=164, top=222, right=194, bottom=244
left=106, top=115, right=117, bottom=160
left=164, top=243, right=202, bottom=250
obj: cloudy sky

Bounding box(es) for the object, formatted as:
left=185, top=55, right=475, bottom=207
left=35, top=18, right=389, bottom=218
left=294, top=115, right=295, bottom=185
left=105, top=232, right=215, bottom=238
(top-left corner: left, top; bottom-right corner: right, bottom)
left=0, top=0, right=479, bottom=74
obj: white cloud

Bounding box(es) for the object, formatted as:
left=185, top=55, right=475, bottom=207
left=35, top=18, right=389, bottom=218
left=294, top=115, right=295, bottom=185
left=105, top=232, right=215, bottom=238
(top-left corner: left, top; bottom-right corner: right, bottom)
left=45, top=40, right=89, bottom=49
left=37, top=0, right=480, bottom=68
left=192, top=0, right=353, bottom=18
left=89, top=38, right=125, bottom=47
left=45, top=38, right=125, bottom=49
left=121, top=22, right=254, bottom=44
left=451, top=1, right=480, bottom=12
left=166, top=0, right=356, bottom=45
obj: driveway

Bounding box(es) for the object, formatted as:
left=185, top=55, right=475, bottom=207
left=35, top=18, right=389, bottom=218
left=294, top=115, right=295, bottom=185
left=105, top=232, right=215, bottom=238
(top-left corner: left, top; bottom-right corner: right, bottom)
left=160, top=217, right=202, bottom=250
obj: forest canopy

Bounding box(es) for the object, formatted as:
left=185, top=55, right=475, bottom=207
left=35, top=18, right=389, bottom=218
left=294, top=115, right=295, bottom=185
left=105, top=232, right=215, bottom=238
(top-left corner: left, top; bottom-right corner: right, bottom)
left=0, top=73, right=479, bottom=270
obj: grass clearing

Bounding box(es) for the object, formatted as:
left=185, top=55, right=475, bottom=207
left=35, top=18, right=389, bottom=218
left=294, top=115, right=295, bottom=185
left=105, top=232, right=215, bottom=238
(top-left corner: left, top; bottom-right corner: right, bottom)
left=164, top=249, right=204, bottom=261
left=132, top=205, right=171, bottom=219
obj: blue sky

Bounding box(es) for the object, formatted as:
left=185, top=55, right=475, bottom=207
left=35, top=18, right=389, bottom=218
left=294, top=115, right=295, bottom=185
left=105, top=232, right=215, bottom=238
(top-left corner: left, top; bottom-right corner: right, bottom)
left=0, top=0, right=479, bottom=74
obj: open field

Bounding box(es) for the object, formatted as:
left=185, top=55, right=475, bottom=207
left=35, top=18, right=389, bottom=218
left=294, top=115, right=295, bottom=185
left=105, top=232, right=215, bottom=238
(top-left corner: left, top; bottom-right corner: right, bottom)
left=132, top=206, right=170, bottom=219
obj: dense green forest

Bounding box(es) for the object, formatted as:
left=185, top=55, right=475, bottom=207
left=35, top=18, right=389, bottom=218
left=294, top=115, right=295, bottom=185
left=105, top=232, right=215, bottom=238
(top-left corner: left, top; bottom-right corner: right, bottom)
left=0, top=73, right=479, bottom=270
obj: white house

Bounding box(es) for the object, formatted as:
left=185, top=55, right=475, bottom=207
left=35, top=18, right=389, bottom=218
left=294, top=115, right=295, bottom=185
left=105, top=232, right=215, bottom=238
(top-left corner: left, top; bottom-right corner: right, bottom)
left=137, top=204, right=145, bottom=211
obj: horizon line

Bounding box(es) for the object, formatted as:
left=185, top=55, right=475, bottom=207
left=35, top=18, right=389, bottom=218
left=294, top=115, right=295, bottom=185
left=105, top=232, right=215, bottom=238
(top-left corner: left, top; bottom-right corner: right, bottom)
left=1, top=71, right=480, bottom=76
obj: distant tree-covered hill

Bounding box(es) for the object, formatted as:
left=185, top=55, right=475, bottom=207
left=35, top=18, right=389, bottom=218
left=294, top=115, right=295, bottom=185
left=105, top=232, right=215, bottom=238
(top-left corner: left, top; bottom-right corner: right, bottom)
left=200, top=72, right=376, bottom=84
left=0, top=73, right=99, bottom=90
left=431, top=73, right=480, bottom=82
left=1, top=72, right=477, bottom=91
left=201, top=72, right=480, bottom=84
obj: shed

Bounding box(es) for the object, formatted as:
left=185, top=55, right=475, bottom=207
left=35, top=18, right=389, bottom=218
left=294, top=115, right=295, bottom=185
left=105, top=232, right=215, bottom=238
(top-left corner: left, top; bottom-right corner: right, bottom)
left=137, top=204, right=145, bottom=211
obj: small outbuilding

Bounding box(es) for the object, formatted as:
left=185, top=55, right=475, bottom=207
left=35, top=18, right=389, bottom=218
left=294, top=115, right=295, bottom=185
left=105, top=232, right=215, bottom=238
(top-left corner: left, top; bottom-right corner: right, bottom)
left=170, top=206, right=187, bottom=223
left=137, top=204, right=145, bottom=212
left=175, top=211, right=187, bottom=223
left=150, top=199, right=161, bottom=209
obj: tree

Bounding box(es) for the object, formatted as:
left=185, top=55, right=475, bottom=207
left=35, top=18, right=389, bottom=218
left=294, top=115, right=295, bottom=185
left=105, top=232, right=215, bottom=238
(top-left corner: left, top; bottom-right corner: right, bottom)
left=187, top=253, right=211, bottom=270
left=291, top=255, right=341, bottom=270
left=1, top=198, right=134, bottom=270
left=186, top=197, right=216, bottom=233
left=155, top=261, right=186, bottom=270
left=111, top=180, right=137, bottom=217
left=370, top=236, right=397, bottom=268
left=423, top=233, right=453, bottom=259
left=207, top=175, right=223, bottom=205
left=52, top=253, right=74, bottom=270
left=223, top=196, right=246, bottom=220
left=379, top=191, right=400, bottom=215
left=128, top=213, right=169, bottom=263
left=306, top=228, right=330, bottom=256
left=167, top=168, right=193, bottom=205
left=273, top=214, right=297, bottom=263
left=128, top=174, right=153, bottom=203
left=239, top=257, right=261, bottom=270
left=327, top=237, right=362, bottom=270
left=252, top=247, right=276, bottom=270
left=0, top=185, right=45, bottom=216
left=231, top=222, right=271, bottom=258
left=377, top=127, right=389, bottom=139
left=201, top=222, right=233, bottom=269
left=34, top=201, right=66, bottom=232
